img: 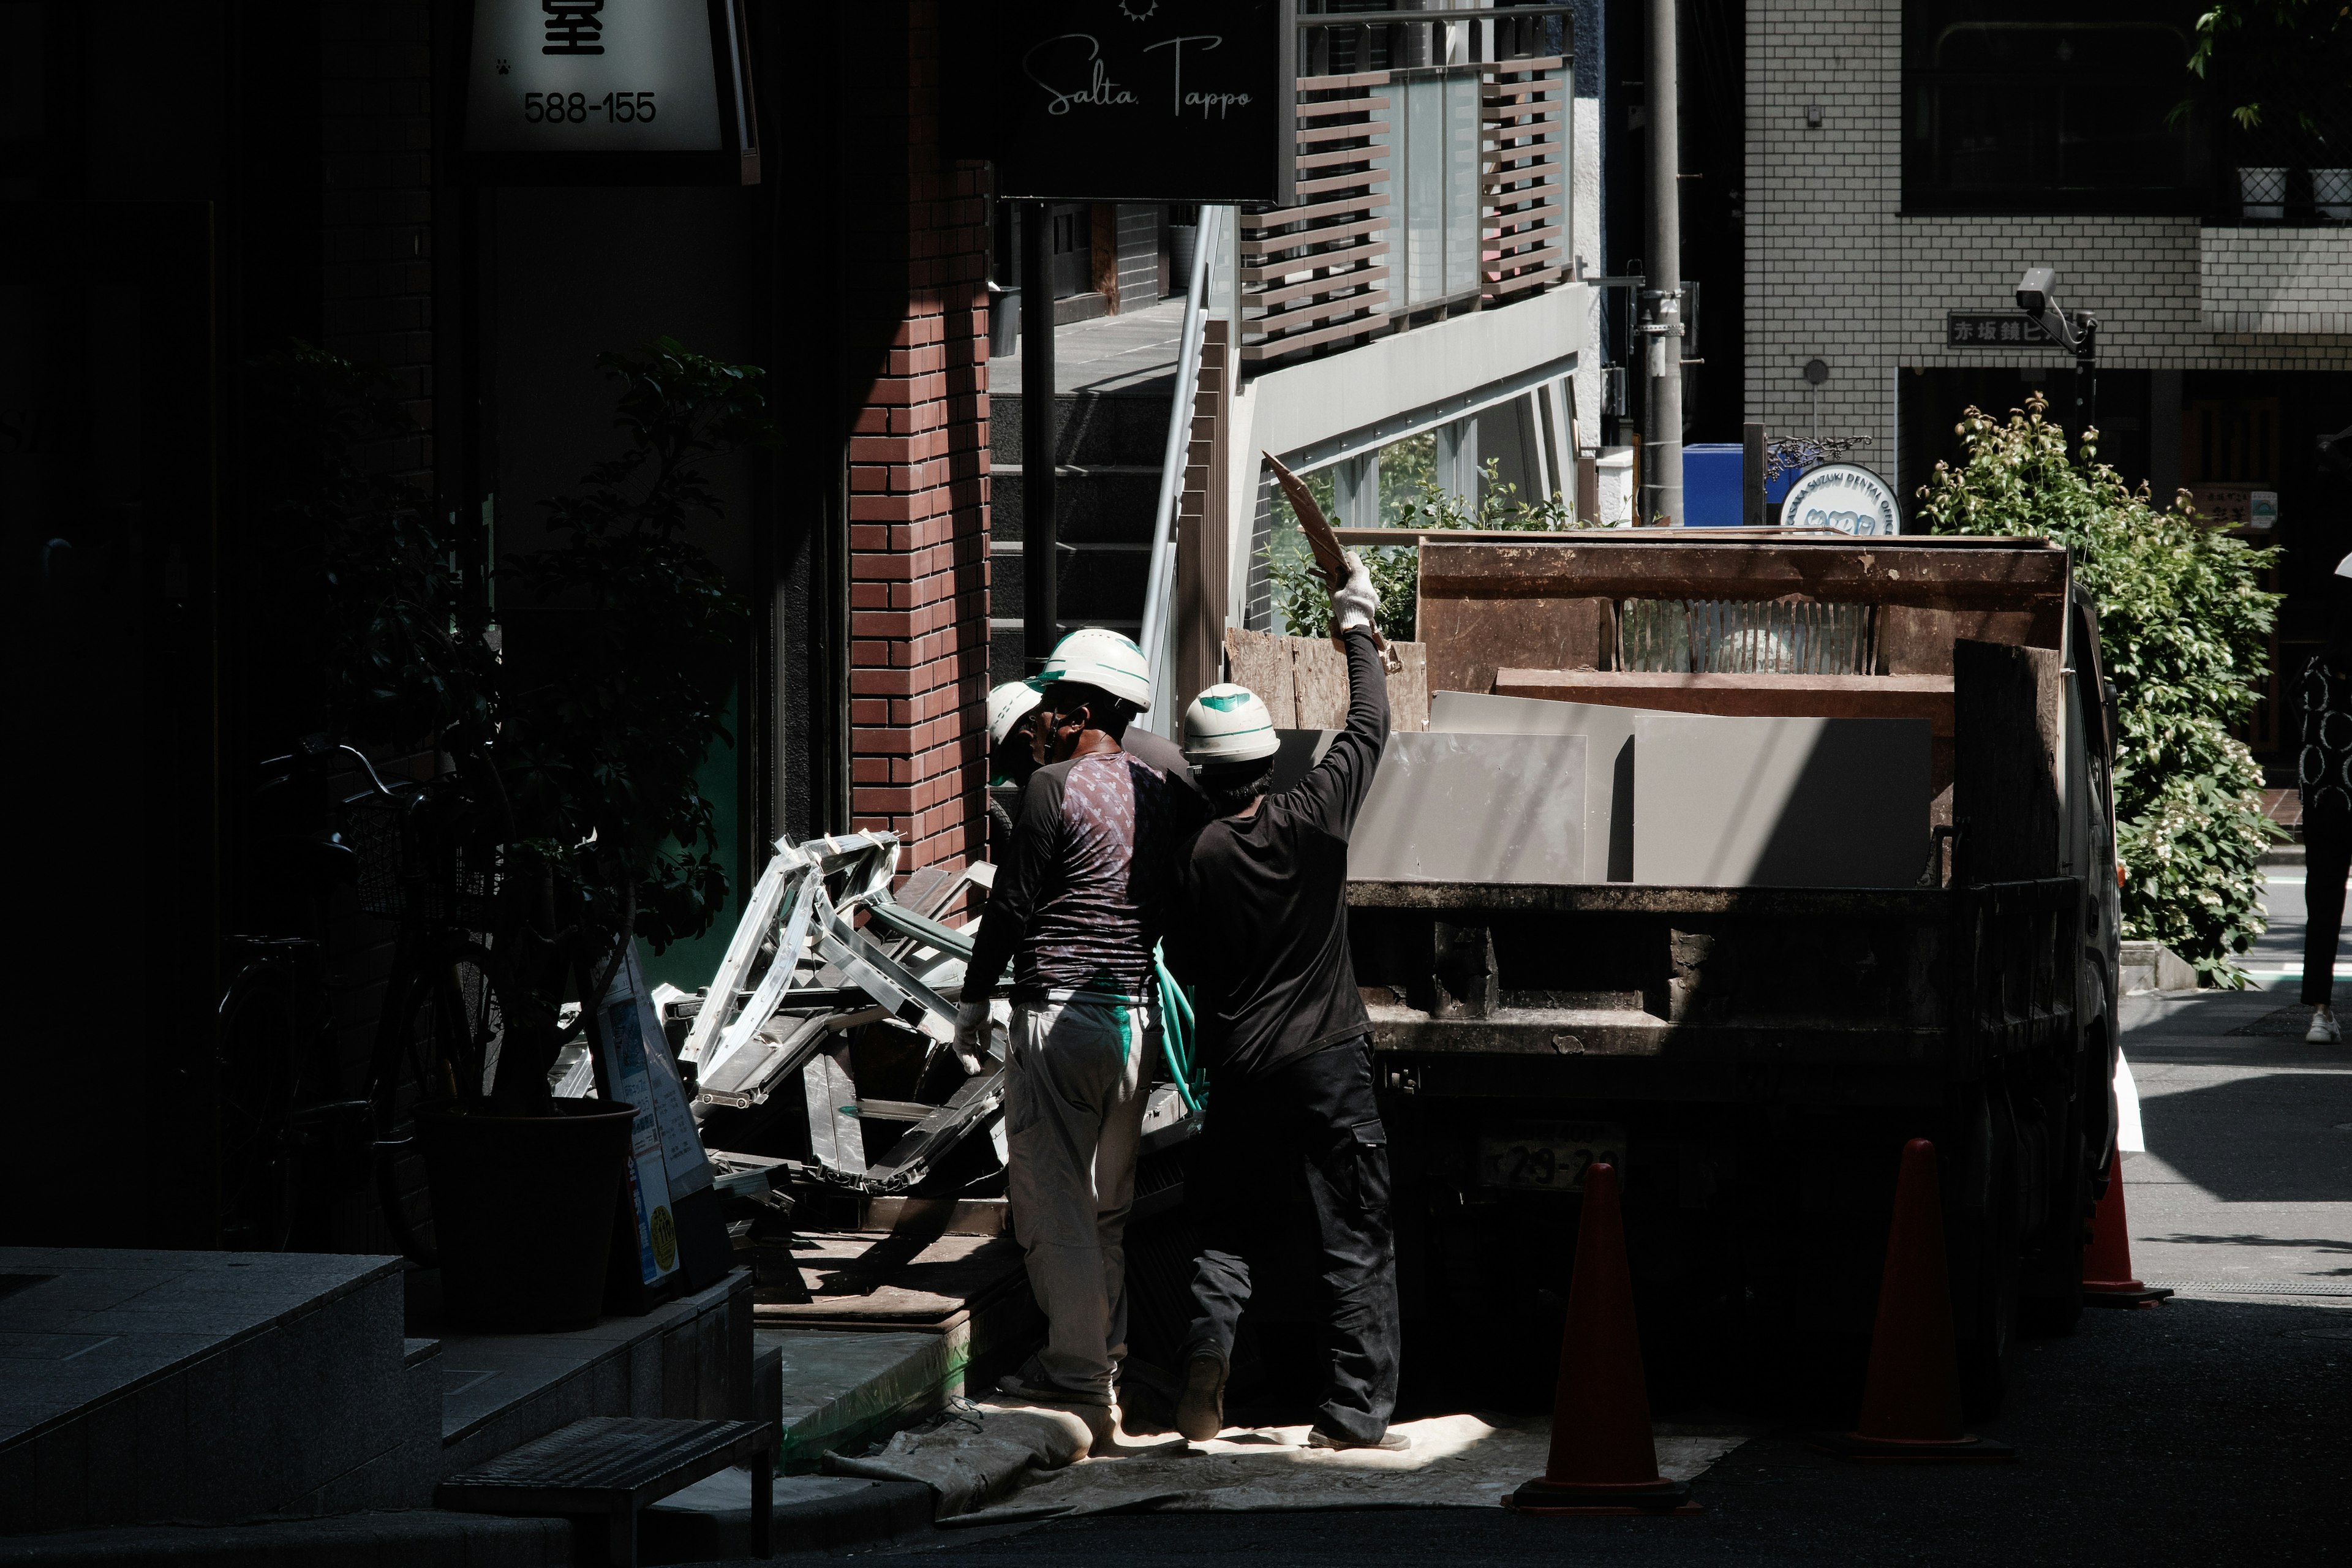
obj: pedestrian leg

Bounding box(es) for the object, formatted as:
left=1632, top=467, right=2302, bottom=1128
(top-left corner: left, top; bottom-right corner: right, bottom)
left=1096, top=998, right=1153, bottom=1369
left=1003, top=997, right=1131, bottom=1403
left=1291, top=1042, right=1401, bottom=1444
left=2303, top=813, right=2351, bottom=1008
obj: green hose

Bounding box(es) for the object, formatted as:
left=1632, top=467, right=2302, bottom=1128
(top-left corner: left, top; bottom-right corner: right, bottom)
left=1153, top=946, right=1206, bottom=1112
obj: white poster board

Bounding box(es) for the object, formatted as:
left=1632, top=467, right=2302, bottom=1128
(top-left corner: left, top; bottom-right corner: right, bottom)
left=591, top=941, right=716, bottom=1287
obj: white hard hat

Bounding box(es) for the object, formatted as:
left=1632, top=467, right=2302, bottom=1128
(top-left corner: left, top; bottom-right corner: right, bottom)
left=987, top=680, right=1044, bottom=748
left=1183, top=684, right=1279, bottom=764
left=1039, top=627, right=1153, bottom=712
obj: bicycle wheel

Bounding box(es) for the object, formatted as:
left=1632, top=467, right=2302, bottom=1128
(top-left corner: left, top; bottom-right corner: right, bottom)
left=217, top=956, right=303, bottom=1251
left=370, top=939, right=517, bottom=1265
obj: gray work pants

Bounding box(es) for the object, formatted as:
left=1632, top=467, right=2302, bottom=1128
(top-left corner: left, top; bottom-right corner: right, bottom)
left=1004, top=992, right=1154, bottom=1404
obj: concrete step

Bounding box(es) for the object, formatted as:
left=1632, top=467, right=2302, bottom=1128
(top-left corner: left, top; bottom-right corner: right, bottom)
left=0, top=1250, right=436, bottom=1536
left=990, top=542, right=1152, bottom=622
left=0, top=1512, right=571, bottom=1567
left=990, top=467, right=1163, bottom=544
left=991, top=388, right=1171, bottom=468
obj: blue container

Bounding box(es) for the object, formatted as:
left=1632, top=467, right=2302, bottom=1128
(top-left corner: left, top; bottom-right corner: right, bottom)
left=1681, top=442, right=1744, bottom=527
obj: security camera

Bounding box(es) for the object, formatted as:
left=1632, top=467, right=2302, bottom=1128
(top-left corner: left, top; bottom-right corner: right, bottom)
left=2014, top=266, right=2079, bottom=351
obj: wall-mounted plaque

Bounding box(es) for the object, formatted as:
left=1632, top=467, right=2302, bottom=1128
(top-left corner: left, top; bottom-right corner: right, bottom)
left=466, top=0, right=759, bottom=185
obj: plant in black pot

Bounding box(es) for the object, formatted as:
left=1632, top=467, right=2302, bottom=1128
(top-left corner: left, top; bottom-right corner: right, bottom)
left=419, top=338, right=767, bottom=1332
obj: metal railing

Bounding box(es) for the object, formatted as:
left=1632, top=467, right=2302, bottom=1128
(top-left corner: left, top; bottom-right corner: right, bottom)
left=1137, top=203, right=1223, bottom=739
left=1240, top=5, right=1571, bottom=364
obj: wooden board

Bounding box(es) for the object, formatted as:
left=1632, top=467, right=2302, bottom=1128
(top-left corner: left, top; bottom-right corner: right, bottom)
left=1223, top=627, right=1427, bottom=730
left=1490, top=669, right=1957, bottom=737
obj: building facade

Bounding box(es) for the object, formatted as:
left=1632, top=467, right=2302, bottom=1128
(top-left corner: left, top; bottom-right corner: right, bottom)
left=1744, top=0, right=2352, bottom=755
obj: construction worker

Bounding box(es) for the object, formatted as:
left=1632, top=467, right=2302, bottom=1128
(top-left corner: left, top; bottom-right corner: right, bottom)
left=984, top=679, right=1046, bottom=861
left=1165, top=554, right=1404, bottom=1451
left=957, top=628, right=1200, bottom=1430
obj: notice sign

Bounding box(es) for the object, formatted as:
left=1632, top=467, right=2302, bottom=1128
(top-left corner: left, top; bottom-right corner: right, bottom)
left=467, top=0, right=747, bottom=162
left=590, top=941, right=717, bottom=1287
left=1781, top=462, right=1900, bottom=537
left=1945, top=311, right=2060, bottom=348
left=944, top=0, right=1291, bottom=203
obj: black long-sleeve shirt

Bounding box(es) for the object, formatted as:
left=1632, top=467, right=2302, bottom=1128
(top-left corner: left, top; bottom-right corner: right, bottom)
left=965, top=742, right=1195, bottom=1004
left=1167, top=627, right=1389, bottom=1080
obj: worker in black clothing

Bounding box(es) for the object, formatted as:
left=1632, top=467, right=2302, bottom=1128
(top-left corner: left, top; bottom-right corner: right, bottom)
left=1163, top=552, right=1404, bottom=1452
left=2297, top=556, right=2352, bottom=1043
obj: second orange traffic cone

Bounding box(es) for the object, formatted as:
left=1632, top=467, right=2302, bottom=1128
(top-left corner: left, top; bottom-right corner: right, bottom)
left=2082, top=1163, right=2172, bottom=1308
left=1811, top=1139, right=2016, bottom=1462
left=1507, top=1163, right=1695, bottom=1514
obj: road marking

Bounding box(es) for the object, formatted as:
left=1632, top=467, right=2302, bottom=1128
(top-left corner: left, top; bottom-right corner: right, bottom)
left=2240, top=966, right=2352, bottom=978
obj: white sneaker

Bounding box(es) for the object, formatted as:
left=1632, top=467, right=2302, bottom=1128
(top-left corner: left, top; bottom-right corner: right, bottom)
left=2306, top=1008, right=2341, bottom=1043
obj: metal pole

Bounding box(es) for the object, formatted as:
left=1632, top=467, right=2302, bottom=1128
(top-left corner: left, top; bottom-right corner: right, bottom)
left=2075, top=320, right=2098, bottom=453
left=1741, top=418, right=1765, bottom=527
left=1642, top=0, right=1683, bottom=527
left=1020, top=201, right=1058, bottom=671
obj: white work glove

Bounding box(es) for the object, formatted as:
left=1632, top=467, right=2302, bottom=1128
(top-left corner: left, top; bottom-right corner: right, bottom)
left=953, top=1000, right=990, bottom=1074
left=1330, top=549, right=1378, bottom=633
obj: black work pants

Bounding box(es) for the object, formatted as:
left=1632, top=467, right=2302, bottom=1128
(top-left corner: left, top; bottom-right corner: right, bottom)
left=1182, top=1038, right=1400, bottom=1444
left=2305, top=807, right=2351, bottom=1006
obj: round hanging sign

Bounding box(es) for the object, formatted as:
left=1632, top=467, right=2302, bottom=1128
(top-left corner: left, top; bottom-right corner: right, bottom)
left=1781, top=462, right=1900, bottom=537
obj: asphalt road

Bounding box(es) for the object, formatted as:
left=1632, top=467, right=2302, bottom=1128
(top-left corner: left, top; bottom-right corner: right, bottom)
left=785, top=889, right=2352, bottom=1567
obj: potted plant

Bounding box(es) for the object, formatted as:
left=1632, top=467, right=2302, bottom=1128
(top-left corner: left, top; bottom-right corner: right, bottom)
left=417, top=338, right=767, bottom=1330
left=2179, top=3, right=2352, bottom=221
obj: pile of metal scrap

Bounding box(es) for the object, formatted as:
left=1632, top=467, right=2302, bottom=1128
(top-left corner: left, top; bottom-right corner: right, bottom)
left=655, top=831, right=1009, bottom=1199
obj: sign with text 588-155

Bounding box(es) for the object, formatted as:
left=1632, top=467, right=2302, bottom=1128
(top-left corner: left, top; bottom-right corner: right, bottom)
left=468, top=0, right=725, bottom=153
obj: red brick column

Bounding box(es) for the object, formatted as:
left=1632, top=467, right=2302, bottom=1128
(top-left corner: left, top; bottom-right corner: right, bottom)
left=845, top=7, right=993, bottom=874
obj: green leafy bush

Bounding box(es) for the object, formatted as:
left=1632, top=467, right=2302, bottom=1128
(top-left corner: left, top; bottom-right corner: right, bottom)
left=1917, top=393, right=2283, bottom=984
left=1264, top=459, right=1577, bottom=640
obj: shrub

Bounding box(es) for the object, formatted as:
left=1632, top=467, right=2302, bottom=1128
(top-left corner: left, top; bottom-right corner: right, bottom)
left=1917, top=393, right=2283, bottom=984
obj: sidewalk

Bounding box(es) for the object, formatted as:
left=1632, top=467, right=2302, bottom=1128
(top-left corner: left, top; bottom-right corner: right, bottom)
left=2120, top=983, right=2352, bottom=1303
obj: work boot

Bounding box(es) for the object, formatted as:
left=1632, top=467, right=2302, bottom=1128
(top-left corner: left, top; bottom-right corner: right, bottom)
left=2307, top=1006, right=2342, bottom=1044
left=1307, top=1425, right=1412, bottom=1452
left=1175, top=1355, right=1228, bottom=1442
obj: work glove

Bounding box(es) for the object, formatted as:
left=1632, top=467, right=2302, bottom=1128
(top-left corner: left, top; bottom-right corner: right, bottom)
left=952, top=999, right=992, bottom=1074
left=1330, top=549, right=1378, bottom=633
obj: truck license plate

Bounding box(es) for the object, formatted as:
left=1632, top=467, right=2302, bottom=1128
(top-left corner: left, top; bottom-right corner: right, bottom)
left=1477, top=1125, right=1626, bottom=1193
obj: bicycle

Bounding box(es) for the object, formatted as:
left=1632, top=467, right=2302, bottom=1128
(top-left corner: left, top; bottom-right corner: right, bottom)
left=213, top=741, right=381, bottom=1251
left=349, top=745, right=530, bottom=1265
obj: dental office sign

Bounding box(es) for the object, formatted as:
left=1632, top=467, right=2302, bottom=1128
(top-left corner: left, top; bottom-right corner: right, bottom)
left=1781, top=462, right=1900, bottom=537
left=466, top=0, right=759, bottom=183
left=944, top=0, right=1293, bottom=203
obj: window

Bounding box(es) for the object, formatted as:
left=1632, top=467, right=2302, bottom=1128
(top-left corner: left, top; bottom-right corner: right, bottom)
left=1387, top=66, right=1482, bottom=307
left=1904, top=4, right=2206, bottom=212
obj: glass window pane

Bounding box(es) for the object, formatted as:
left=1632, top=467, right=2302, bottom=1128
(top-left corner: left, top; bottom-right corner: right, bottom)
left=1406, top=76, right=1443, bottom=305
left=1444, top=72, right=1479, bottom=298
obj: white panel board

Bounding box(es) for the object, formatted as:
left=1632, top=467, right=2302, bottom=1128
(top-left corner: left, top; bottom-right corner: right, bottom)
left=1631, top=715, right=1929, bottom=888
left=1349, top=732, right=1587, bottom=884
left=1430, top=690, right=1683, bottom=882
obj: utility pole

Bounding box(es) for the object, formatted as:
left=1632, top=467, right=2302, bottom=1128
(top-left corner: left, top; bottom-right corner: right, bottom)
left=1020, top=201, right=1058, bottom=671
left=1640, top=0, right=1683, bottom=527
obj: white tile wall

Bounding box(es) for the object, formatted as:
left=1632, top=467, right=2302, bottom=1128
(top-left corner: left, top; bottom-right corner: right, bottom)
left=1744, top=0, right=2352, bottom=451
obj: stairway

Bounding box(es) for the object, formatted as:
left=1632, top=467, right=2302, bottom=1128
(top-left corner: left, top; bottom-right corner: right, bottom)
left=989, top=385, right=1173, bottom=682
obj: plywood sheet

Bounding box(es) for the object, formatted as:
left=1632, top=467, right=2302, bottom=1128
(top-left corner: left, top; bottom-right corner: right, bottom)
left=1429, top=690, right=1681, bottom=882
left=1631, top=714, right=1929, bottom=888
left=1350, top=732, right=1587, bottom=884
left=1223, top=627, right=1427, bottom=730
left=1224, top=627, right=1295, bottom=723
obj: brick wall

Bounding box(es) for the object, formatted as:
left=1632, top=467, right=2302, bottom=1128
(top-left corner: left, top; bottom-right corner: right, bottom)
left=2201, top=228, right=2352, bottom=334
left=1744, top=0, right=2352, bottom=454
left=845, top=5, right=993, bottom=874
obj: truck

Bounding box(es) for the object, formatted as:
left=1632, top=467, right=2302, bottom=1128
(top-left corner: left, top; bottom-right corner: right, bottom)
left=1335, top=530, right=2123, bottom=1415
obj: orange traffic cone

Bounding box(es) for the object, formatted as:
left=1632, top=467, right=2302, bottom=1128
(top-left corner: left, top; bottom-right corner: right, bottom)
left=2082, top=1164, right=2173, bottom=1308
left=1508, top=1163, right=1695, bottom=1515
left=1812, top=1139, right=2016, bottom=1461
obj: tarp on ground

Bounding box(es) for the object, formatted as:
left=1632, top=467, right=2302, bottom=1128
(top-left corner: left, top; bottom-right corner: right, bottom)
left=826, top=1403, right=1748, bottom=1522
